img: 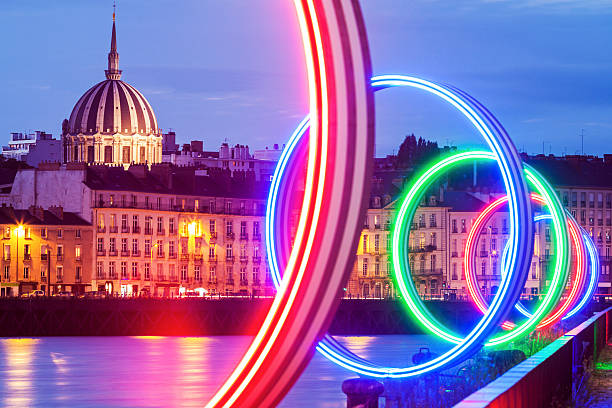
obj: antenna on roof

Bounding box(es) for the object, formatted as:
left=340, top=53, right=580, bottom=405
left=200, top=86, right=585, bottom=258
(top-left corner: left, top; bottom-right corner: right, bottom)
left=580, top=128, right=585, bottom=156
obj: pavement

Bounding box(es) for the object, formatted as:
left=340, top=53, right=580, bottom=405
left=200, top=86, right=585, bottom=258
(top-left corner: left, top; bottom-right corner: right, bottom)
left=585, top=343, right=612, bottom=407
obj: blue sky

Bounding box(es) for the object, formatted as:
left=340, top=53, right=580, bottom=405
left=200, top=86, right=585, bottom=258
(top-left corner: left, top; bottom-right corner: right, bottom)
left=1, top=0, right=611, bottom=156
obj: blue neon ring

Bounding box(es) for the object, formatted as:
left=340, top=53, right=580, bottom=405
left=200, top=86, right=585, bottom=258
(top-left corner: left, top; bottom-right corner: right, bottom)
left=266, top=75, right=533, bottom=377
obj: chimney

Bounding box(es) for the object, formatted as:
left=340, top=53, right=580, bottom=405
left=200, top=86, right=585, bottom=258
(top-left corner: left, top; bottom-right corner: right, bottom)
left=48, top=205, right=64, bottom=220
left=28, top=205, right=45, bottom=220
left=128, top=164, right=147, bottom=179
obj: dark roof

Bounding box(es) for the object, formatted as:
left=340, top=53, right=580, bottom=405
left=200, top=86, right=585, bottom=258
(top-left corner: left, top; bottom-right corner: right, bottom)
left=439, top=191, right=488, bottom=212
left=0, top=207, right=91, bottom=226
left=524, top=155, right=612, bottom=189
left=84, top=165, right=270, bottom=200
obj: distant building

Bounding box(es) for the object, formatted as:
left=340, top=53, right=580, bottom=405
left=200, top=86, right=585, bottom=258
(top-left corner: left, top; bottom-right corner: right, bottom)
left=0, top=205, right=93, bottom=296
left=1, top=131, right=61, bottom=166
left=162, top=131, right=179, bottom=154
left=253, top=144, right=284, bottom=162
left=163, top=142, right=277, bottom=181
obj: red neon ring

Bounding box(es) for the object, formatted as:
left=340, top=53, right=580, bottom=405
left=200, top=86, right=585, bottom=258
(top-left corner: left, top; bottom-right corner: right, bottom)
left=464, top=193, right=586, bottom=330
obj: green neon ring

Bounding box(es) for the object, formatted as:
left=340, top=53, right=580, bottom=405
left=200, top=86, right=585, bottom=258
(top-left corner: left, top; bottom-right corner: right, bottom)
left=392, top=151, right=570, bottom=347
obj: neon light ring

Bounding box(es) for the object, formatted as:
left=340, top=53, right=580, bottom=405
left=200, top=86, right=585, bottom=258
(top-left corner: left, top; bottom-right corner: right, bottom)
left=208, top=2, right=375, bottom=406
left=464, top=193, right=585, bottom=330
left=267, top=75, right=535, bottom=377
left=563, top=230, right=599, bottom=320
left=392, top=152, right=569, bottom=349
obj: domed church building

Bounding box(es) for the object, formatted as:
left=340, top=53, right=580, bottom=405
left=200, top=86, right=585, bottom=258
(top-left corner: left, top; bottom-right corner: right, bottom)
left=62, top=13, right=162, bottom=166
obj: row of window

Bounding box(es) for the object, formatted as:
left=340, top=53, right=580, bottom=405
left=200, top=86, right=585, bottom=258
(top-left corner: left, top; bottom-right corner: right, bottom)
left=2, top=227, right=81, bottom=240
left=2, top=244, right=77, bottom=261
left=2, top=264, right=81, bottom=282
left=95, top=261, right=272, bottom=285
left=561, top=191, right=612, bottom=209
left=96, top=238, right=263, bottom=259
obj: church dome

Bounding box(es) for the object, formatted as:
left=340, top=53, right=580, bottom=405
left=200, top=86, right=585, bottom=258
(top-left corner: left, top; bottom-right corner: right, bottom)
left=68, top=78, right=159, bottom=136
left=66, top=16, right=159, bottom=137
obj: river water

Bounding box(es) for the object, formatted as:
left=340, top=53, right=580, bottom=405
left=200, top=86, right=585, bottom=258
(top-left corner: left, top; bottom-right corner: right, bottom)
left=0, top=335, right=449, bottom=407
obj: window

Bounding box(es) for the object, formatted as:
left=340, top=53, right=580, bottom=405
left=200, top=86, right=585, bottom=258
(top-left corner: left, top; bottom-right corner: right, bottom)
left=181, top=265, right=188, bottom=281
left=209, top=266, right=216, bottom=282
left=121, top=262, right=128, bottom=279
left=194, top=265, right=201, bottom=281
left=57, top=228, right=63, bottom=238
left=75, top=246, right=81, bottom=260
left=3, top=265, right=9, bottom=280
left=121, top=239, right=128, bottom=253
left=109, top=262, right=116, bottom=278
left=157, top=241, right=163, bottom=256
left=132, top=239, right=138, bottom=253
left=452, top=263, right=458, bottom=280
left=253, top=221, right=260, bottom=236
left=430, top=232, right=437, bottom=247
left=169, top=241, right=175, bottom=257
left=97, top=261, right=104, bottom=278
left=430, top=214, right=437, bottom=227
left=144, top=263, right=151, bottom=280
left=451, top=219, right=457, bottom=233
left=362, top=235, right=368, bottom=253
left=132, top=215, right=139, bottom=231
left=374, top=235, right=380, bottom=252
left=252, top=268, right=259, bottom=283
left=23, top=266, right=30, bottom=280
left=98, top=214, right=105, bottom=229
left=375, top=262, right=380, bottom=276
left=157, top=217, right=164, bottom=233
left=41, top=228, right=47, bottom=238
left=430, top=254, right=436, bottom=271
left=362, top=258, right=368, bottom=276
left=56, top=265, right=63, bottom=281
left=240, top=221, right=247, bottom=236
left=240, top=267, right=247, bottom=284
left=3, top=244, right=9, bottom=261
left=531, top=262, right=537, bottom=280
left=492, top=260, right=498, bottom=275
left=226, top=244, right=233, bottom=257
left=132, top=262, right=138, bottom=279
left=481, top=261, right=486, bottom=276
left=195, top=199, right=199, bottom=212
left=56, top=245, right=63, bottom=259
left=209, top=220, right=216, bottom=234
left=209, top=200, right=216, bottom=213
left=169, top=218, right=175, bottom=234
left=144, top=240, right=151, bottom=256
left=121, top=214, right=128, bottom=230
left=226, top=221, right=233, bottom=235
left=209, top=246, right=215, bottom=258
left=41, top=265, right=47, bottom=279
left=75, top=229, right=81, bottom=239
left=145, top=216, right=152, bottom=233
left=225, top=201, right=232, bottom=214
left=109, top=238, right=116, bottom=252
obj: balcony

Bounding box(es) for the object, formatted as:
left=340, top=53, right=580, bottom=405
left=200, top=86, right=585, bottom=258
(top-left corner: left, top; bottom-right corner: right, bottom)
left=40, top=276, right=47, bottom=283
left=156, top=252, right=165, bottom=259
left=109, top=273, right=118, bottom=280
left=155, top=274, right=166, bottom=282
left=240, top=256, right=249, bottom=263
left=580, top=201, right=586, bottom=207
left=132, top=250, right=140, bottom=257
left=502, top=228, right=509, bottom=234
left=55, top=277, right=63, bottom=283
left=194, top=254, right=203, bottom=263
left=75, top=256, right=82, bottom=262
left=169, top=275, right=179, bottom=283
left=97, top=226, right=106, bottom=233
left=209, top=255, right=217, bottom=263
left=253, top=279, right=261, bottom=286
left=589, top=201, right=595, bottom=208
left=451, top=251, right=458, bottom=258
left=429, top=223, right=437, bottom=228
left=144, top=274, right=151, bottom=281
left=480, top=251, right=488, bottom=258
left=180, top=254, right=190, bottom=261
left=23, top=253, right=31, bottom=261
left=157, top=229, right=165, bottom=236
left=121, top=273, right=128, bottom=280
left=169, top=228, right=177, bottom=235
left=226, top=279, right=235, bottom=285
left=240, top=279, right=249, bottom=286
left=131, top=273, right=141, bottom=280
left=252, top=233, right=261, bottom=241
left=374, top=224, right=381, bottom=230
left=56, top=254, right=64, bottom=261
left=413, top=268, right=443, bottom=276
left=226, top=232, right=235, bottom=240
left=408, top=245, right=437, bottom=253
left=252, top=256, right=261, bottom=264
left=226, top=255, right=235, bottom=263
left=40, top=253, right=48, bottom=261
left=132, top=226, right=141, bottom=234
left=194, top=276, right=203, bottom=283
left=168, top=253, right=177, bottom=259
left=208, top=278, right=218, bottom=285
left=121, top=226, right=130, bottom=234
left=109, top=226, right=118, bottom=233
left=491, top=228, right=499, bottom=234
left=209, top=232, right=217, bottom=242
left=144, top=228, right=153, bottom=235
left=121, top=250, right=130, bottom=257
left=108, top=250, right=117, bottom=257
left=418, top=222, right=426, bottom=228
left=240, top=233, right=249, bottom=241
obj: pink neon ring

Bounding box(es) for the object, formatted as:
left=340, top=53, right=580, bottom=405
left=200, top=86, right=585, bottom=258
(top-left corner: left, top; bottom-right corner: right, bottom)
left=464, top=193, right=586, bottom=330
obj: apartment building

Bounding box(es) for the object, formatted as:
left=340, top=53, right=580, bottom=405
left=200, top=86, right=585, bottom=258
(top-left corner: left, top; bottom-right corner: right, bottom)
left=0, top=206, right=93, bottom=296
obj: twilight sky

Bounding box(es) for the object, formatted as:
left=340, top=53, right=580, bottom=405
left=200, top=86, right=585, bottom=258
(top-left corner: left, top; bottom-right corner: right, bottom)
left=1, top=0, right=611, bottom=156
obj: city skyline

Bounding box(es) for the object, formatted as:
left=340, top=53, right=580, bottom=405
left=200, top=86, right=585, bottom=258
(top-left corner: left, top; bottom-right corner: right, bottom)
left=1, top=1, right=611, bottom=157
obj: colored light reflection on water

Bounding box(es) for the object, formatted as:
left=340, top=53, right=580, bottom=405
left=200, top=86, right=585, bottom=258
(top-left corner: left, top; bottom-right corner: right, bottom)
left=0, top=335, right=447, bottom=407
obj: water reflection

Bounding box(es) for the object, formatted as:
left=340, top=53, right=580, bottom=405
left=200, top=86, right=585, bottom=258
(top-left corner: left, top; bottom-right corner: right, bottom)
left=0, top=335, right=446, bottom=407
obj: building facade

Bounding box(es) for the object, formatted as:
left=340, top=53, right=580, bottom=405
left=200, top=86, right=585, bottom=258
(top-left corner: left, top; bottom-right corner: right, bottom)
left=0, top=206, right=93, bottom=296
